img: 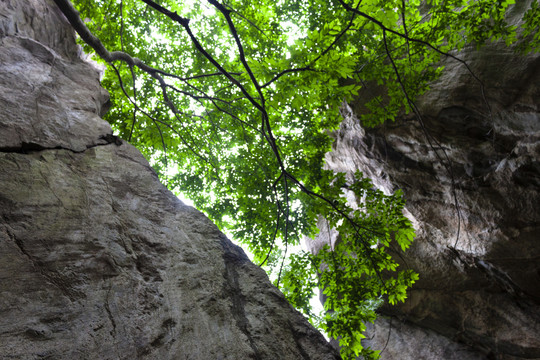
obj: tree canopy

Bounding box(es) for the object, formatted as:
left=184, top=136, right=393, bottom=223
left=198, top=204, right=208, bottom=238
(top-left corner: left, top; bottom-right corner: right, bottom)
left=54, top=0, right=539, bottom=358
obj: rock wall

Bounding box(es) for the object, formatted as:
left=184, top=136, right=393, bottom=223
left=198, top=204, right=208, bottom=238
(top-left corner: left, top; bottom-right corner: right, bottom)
left=0, top=1, right=340, bottom=359
left=321, top=24, right=540, bottom=360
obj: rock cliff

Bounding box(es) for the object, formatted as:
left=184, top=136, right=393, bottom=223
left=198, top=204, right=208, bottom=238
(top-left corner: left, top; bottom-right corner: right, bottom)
left=321, top=25, right=540, bottom=360
left=0, top=0, right=340, bottom=359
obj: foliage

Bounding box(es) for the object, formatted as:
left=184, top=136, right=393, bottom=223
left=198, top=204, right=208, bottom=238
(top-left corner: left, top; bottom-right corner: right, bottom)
left=280, top=171, right=417, bottom=358
left=58, top=0, right=539, bottom=358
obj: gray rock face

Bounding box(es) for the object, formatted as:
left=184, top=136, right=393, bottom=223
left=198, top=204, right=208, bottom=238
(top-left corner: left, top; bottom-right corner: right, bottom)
left=0, top=0, right=340, bottom=359
left=320, top=35, right=540, bottom=360
left=0, top=0, right=111, bottom=152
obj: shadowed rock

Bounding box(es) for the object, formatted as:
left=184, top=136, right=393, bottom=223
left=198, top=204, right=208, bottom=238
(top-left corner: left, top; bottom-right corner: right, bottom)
left=318, top=12, right=540, bottom=360
left=0, top=0, right=340, bottom=358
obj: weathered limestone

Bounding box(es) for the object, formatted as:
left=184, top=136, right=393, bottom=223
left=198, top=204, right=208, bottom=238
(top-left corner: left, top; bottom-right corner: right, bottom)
left=0, top=0, right=340, bottom=359
left=319, top=29, right=540, bottom=360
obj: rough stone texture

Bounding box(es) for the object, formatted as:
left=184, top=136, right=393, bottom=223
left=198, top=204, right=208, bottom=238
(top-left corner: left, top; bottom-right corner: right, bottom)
left=0, top=0, right=111, bottom=152
left=0, top=0, right=340, bottom=359
left=318, top=28, right=540, bottom=360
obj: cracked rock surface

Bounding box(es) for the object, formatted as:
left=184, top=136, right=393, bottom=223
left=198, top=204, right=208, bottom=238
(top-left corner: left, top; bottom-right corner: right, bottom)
left=315, top=21, right=540, bottom=360
left=0, top=0, right=340, bottom=359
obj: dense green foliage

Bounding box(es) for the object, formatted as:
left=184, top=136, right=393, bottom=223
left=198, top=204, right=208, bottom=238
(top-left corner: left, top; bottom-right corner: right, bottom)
left=62, top=0, right=538, bottom=357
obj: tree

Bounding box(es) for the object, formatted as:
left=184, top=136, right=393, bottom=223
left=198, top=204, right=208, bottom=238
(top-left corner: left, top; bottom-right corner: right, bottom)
left=53, top=0, right=539, bottom=358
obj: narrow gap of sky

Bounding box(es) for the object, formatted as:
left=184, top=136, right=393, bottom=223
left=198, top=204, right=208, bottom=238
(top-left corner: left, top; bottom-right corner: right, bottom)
left=165, top=0, right=324, bottom=323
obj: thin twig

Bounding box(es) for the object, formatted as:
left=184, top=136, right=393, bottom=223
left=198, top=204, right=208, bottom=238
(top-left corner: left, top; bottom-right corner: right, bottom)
left=381, top=29, right=462, bottom=248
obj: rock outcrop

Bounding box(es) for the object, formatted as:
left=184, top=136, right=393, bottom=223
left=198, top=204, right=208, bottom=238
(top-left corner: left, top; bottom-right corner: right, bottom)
left=321, top=23, right=540, bottom=360
left=0, top=1, right=340, bottom=359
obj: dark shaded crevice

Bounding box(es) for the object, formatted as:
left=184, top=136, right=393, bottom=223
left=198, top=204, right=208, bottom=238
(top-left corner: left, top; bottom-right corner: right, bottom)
left=104, top=285, right=117, bottom=335
left=218, top=234, right=341, bottom=360
left=219, top=235, right=262, bottom=360
left=137, top=320, right=177, bottom=357
left=8, top=227, right=35, bottom=264
left=287, top=320, right=312, bottom=360
left=0, top=135, right=123, bottom=154
left=378, top=290, right=540, bottom=358
left=446, top=246, right=529, bottom=300
left=5, top=227, right=81, bottom=301
left=376, top=257, right=540, bottom=358
left=473, top=258, right=525, bottom=297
